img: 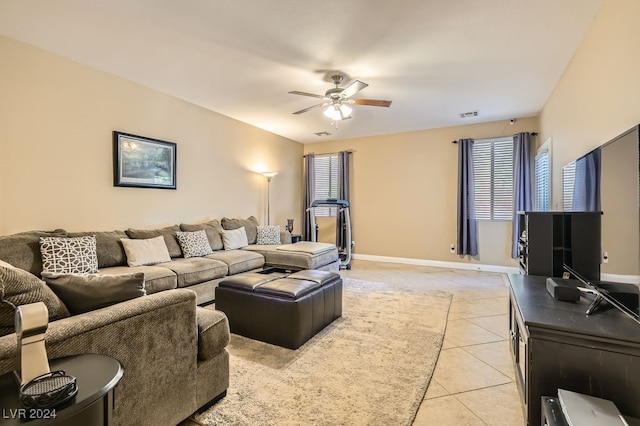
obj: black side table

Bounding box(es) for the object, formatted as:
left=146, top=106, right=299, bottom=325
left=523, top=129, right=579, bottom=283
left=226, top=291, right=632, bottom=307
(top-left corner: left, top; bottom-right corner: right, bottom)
left=0, top=354, right=122, bottom=425
left=291, top=234, right=302, bottom=243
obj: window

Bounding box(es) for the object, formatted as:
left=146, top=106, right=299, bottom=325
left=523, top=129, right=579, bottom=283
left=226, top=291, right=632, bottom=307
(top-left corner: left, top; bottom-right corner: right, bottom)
left=563, top=161, right=576, bottom=211
left=313, top=154, right=338, bottom=217
left=473, top=137, right=514, bottom=220
left=534, top=139, right=551, bottom=211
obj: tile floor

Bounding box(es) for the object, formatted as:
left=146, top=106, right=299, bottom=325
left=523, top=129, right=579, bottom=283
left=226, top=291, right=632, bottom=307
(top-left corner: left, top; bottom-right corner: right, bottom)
left=188, top=260, right=525, bottom=425
left=340, top=260, right=526, bottom=426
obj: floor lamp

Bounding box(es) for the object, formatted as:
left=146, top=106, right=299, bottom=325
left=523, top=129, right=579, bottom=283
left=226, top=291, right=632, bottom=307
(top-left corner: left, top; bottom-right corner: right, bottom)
left=261, top=172, right=277, bottom=225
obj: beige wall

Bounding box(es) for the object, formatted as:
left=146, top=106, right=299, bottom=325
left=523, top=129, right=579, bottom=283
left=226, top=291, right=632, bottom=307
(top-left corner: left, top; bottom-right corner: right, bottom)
left=304, top=117, right=538, bottom=267
left=539, top=0, right=640, bottom=209
left=538, top=0, right=640, bottom=278
left=0, top=36, right=303, bottom=234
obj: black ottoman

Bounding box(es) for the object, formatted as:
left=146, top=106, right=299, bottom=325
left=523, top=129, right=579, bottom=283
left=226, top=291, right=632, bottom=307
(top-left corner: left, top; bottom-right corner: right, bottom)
left=215, top=270, right=342, bottom=349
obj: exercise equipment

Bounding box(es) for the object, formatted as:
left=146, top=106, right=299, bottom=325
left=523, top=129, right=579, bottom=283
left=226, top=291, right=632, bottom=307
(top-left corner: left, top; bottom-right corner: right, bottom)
left=308, top=199, right=353, bottom=270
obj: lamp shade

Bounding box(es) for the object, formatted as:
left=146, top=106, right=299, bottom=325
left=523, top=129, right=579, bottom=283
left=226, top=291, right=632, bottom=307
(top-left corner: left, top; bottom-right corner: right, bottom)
left=323, top=104, right=352, bottom=121
left=261, top=171, right=278, bottom=181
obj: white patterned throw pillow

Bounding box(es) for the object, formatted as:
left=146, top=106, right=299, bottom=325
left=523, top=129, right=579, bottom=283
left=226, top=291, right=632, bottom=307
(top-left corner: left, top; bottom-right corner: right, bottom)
left=176, top=230, right=214, bottom=258
left=40, top=235, right=99, bottom=274
left=256, top=225, right=281, bottom=245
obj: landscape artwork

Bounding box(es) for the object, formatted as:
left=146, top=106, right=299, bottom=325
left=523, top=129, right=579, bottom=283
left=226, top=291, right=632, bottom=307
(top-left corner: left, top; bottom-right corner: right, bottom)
left=113, top=131, right=177, bottom=189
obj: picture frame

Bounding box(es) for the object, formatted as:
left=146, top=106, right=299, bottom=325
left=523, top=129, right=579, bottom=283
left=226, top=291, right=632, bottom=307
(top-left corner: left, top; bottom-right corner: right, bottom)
left=113, top=131, right=177, bottom=189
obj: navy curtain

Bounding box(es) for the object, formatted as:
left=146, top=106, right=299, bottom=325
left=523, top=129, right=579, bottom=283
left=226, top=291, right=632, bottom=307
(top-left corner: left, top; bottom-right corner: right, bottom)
left=457, top=139, right=478, bottom=255
left=572, top=148, right=601, bottom=211
left=302, top=154, right=315, bottom=241
left=336, top=151, right=351, bottom=250
left=511, top=132, right=533, bottom=258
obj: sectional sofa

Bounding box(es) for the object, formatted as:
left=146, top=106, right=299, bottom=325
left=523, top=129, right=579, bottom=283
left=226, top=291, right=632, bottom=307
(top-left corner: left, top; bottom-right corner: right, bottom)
left=0, top=216, right=340, bottom=426
left=0, top=216, right=339, bottom=305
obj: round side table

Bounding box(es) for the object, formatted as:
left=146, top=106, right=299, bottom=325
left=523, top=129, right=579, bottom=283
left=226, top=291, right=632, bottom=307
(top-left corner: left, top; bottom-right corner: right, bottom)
left=0, top=354, right=122, bottom=425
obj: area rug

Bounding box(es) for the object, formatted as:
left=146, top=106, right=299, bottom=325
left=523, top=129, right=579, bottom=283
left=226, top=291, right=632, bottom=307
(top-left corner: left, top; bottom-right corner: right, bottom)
left=195, top=278, right=452, bottom=426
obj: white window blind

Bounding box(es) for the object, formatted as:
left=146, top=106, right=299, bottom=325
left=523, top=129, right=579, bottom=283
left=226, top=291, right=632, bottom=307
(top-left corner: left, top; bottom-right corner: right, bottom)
left=534, top=149, right=550, bottom=211
left=313, top=154, right=339, bottom=217
left=563, top=161, right=576, bottom=211
left=473, top=138, right=514, bottom=220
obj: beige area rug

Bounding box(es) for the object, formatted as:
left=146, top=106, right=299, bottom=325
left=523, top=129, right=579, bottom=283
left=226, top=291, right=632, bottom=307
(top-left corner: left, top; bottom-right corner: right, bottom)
left=195, top=278, right=452, bottom=426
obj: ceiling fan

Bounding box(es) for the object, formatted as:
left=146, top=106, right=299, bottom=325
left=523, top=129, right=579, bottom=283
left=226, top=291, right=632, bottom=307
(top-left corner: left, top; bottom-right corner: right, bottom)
left=289, top=74, right=392, bottom=121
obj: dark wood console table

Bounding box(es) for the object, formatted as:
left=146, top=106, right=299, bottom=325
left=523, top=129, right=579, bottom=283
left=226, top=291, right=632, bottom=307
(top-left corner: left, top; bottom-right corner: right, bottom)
left=0, top=354, right=122, bottom=425
left=508, top=274, right=640, bottom=426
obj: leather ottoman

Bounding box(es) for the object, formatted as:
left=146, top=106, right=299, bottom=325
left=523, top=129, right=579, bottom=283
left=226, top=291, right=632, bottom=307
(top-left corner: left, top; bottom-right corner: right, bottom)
left=215, top=270, right=342, bottom=349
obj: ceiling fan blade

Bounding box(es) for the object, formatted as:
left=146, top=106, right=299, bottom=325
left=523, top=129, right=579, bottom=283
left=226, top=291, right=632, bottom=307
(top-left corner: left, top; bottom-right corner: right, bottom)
left=288, top=91, right=324, bottom=99
left=354, top=99, right=392, bottom=107
left=292, top=103, right=324, bottom=115
left=340, top=80, right=368, bottom=99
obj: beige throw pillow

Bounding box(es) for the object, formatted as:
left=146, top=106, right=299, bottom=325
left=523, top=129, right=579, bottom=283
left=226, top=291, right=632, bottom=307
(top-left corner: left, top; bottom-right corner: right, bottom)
left=221, top=216, right=259, bottom=244
left=120, top=236, right=171, bottom=267
left=221, top=227, right=249, bottom=250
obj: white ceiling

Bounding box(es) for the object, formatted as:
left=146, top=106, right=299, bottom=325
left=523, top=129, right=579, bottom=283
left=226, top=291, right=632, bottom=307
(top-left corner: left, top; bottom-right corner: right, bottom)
left=0, top=0, right=603, bottom=143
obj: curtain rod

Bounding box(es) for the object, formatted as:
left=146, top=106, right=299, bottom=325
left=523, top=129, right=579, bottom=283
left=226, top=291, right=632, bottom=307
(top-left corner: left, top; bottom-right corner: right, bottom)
left=451, top=132, right=538, bottom=144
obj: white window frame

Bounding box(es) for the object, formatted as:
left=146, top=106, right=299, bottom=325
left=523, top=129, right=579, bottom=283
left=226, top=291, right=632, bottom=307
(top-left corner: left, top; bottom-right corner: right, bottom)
left=473, top=137, right=514, bottom=221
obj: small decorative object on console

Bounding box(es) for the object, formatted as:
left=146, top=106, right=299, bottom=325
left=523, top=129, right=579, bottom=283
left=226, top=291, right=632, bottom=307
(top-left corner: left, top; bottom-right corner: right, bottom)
left=286, top=219, right=294, bottom=233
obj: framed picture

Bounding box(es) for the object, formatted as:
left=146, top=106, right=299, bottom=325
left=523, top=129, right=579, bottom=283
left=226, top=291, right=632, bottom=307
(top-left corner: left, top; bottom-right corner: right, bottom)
left=113, top=131, right=177, bottom=189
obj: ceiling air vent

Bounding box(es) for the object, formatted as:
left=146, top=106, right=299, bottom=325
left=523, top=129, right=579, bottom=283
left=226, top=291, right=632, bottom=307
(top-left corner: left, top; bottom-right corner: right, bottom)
left=314, top=131, right=332, bottom=136
left=459, top=111, right=479, bottom=119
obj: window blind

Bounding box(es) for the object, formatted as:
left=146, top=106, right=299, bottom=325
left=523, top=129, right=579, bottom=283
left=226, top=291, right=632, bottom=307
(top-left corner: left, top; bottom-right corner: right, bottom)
left=563, top=162, right=576, bottom=211
left=534, top=150, right=550, bottom=211
left=473, top=138, right=514, bottom=220
left=313, top=154, right=338, bottom=217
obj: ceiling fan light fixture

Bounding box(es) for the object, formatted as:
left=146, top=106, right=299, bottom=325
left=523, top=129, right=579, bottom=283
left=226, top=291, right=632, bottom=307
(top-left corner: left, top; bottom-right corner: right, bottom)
left=323, top=104, right=352, bottom=121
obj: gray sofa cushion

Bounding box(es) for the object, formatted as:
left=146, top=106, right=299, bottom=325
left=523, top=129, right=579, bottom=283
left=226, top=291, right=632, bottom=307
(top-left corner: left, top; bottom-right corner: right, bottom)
left=42, top=272, right=146, bottom=315
left=67, top=230, right=128, bottom=268
left=205, top=250, right=264, bottom=275
left=156, top=258, right=228, bottom=288
left=196, top=307, right=230, bottom=361
left=0, top=229, right=67, bottom=276
left=98, top=265, right=178, bottom=294
left=0, top=265, right=70, bottom=336
left=180, top=220, right=224, bottom=251
left=221, top=216, right=259, bottom=245
left=243, top=244, right=339, bottom=270
left=125, top=225, right=183, bottom=258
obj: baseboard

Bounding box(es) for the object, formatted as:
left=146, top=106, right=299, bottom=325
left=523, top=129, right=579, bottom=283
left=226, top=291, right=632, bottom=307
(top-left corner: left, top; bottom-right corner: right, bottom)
left=600, top=273, right=640, bottom=285
left=351, top=253, right=520, bottom=274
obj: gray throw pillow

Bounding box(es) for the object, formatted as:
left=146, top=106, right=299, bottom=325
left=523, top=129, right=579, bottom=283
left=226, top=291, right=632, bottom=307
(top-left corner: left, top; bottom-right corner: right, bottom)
left=0, top=265, right=70, bottom=337
left=42, top=272, right=146, bottom=315
left=180, top=220, right=224, bottom=251
left=221, top=216, right=259, bottom=245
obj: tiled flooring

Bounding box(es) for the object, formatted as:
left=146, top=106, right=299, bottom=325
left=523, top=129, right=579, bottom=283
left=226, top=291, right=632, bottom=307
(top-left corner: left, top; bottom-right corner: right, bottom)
left=341, top=260, right=525, bottom=426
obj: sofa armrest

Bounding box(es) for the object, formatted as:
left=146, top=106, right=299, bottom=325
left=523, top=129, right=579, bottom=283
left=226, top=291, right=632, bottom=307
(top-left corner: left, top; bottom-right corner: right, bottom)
left=280, top=230, right=292, bottom=244
left=0, top=289, right=199, bottom=426
left=196, top=307, right=230, bottom=361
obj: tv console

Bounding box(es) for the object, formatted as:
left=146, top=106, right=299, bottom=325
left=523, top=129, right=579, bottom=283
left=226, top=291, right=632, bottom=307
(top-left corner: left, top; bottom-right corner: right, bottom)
left=508, top=274, right=640, bottom=425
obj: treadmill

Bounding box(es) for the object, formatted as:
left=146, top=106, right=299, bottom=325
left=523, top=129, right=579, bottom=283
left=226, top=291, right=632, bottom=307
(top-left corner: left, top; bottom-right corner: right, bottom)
left=308, top=199, right=352, bottom=270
